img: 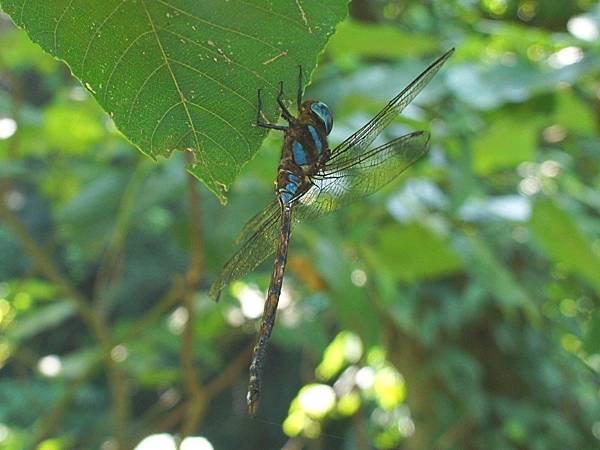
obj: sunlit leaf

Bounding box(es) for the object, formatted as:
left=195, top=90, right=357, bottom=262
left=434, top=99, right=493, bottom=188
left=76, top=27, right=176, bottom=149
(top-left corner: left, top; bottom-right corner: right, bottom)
left=297, top=383, right=336, bottom=419
left=374, top=366, right=406, bottom=410
left=316, top=330, right=362, bottom=380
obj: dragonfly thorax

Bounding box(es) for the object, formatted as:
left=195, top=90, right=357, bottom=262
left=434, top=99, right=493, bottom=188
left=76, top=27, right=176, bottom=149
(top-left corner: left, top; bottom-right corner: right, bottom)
left=276, top=101, right=333, bottom=205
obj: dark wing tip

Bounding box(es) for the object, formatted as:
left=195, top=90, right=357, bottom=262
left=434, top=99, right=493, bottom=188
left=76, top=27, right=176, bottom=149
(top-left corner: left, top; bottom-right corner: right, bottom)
left=429, top=47, right=455, bottom=71
left=208, top=283, right=222, bottom=302
left=411, top=130, right=432, bottom=159
left=421, top=129, right=432, bottom=143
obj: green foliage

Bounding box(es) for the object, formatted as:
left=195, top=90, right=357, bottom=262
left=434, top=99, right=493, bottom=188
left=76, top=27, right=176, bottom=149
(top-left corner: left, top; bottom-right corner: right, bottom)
left=1, top=1, right=600, bottom=450
left=0, top=0, right=348, bottom=202
left=530, top=198, right=600, bottom=295
left=327, top=20, right=438, bottom=59
left=365, top=222, right=464, bottom=282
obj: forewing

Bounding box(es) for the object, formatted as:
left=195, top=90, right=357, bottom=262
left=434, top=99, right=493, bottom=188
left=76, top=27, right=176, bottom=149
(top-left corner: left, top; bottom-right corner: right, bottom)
left=295, top=131, right=430, bottom=221
left=209, top=208, right=281, bottom=300
left=328, top=49, right=453, bottom=166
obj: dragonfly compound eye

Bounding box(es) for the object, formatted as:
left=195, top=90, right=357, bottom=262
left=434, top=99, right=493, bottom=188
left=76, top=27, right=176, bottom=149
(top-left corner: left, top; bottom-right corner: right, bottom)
left=310, top=101, right=333, bottom=135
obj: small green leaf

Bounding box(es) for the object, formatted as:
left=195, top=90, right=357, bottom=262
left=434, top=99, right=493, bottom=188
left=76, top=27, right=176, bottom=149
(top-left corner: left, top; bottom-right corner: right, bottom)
left=530, top=199, right=600, bottom=295
left=7, top=300, right=76, bottom=342
left=1, top=0, right=348, bottom=202
left=553, top=91, right=596, bottom=134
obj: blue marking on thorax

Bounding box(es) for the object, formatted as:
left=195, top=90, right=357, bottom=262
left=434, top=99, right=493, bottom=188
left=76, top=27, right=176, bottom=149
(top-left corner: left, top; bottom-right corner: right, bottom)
left=307, top=125, right=323, bottom=154
left=310, top=102, right=333, bottom=135
left=292, top=141, right=308, bottom=165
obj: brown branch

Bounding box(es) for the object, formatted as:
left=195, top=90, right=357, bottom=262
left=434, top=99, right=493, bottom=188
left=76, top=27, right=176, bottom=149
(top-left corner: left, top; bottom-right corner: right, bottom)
left=142, top=341, right=254, bottom=439
left=93, top=160, right=152, bottom=305
left=123, top=275, right=187, bottom=341
left=180, top=156, right=205, bottom=437
left=0, top=195, right=106, bottom=341
left=28, top=275, right=187, bottom=447
left=0, top=191, right=129, bottom=449
left=28, top=358, right=103, bottom=449
left=185, top=151, right=204, bottom=285
left=179, top=288, right=205, bottom=437
left=204, top=341, right=254, bottom=398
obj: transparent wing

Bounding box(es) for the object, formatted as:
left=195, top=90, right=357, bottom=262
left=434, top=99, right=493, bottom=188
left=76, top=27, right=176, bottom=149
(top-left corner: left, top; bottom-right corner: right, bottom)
left=208, top=208, right=281, bottom=300
left=209, top=132, right=430, bottom=299
left=209, top=49, right=452, bottom=298
left=296, top=131, right=430, bottom=221
left=328, top=49, right=453, bottom=166
left=235, top=199, right=280, bottom=245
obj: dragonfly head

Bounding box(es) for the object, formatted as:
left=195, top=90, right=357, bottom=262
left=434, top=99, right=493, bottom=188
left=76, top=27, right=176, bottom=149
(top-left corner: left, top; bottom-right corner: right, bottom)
left=302, top=100, right=333, bottom=135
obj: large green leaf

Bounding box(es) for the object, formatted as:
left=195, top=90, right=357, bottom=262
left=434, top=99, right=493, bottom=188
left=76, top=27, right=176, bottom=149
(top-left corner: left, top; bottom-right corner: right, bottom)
left=530, top=199, right=600, bottom=295
left=364, top=223, right=464, bottom=283
left=326, top=20, right=437, bottom=59
left=473, top=115, right=540, bottom=174
left=0, top=0, right=348, bottom=202
left=455, top=233, right=539, bottom=321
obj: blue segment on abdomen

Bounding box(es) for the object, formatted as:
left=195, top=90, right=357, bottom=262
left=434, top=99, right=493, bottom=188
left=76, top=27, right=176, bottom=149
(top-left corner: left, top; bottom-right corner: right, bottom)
left=292, top=141, right=308, bottom=165
left=307, top=125, right=323, bottom=154
left=281, top=173, right=302, bottom=204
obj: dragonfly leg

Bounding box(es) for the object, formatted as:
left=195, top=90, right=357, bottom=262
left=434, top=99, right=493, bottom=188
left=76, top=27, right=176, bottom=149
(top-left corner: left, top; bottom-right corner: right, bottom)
left=297, top=65, right=303, bottom=111
left=256, top=88, right=288, bottom=131
left=277, top=81, right=295, bottom=123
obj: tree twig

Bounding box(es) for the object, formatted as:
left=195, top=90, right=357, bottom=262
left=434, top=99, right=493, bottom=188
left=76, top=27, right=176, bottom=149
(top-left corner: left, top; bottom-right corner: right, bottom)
left=0, top=193, right=129, bottom=448
left=93, top=159, right=152, bottom=306
left=180, top=156, right=205, bottom=437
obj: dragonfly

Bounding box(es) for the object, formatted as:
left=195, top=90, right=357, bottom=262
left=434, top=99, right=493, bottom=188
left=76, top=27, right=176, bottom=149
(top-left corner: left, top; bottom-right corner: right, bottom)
left=209, top=48, right=454, bottom=415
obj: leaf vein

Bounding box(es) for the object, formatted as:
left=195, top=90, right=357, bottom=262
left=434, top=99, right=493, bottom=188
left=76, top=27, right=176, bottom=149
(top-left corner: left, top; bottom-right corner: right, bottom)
left=81, top=0, right=127, bottom=76
left=149, top=100, right=182, bottom=152
left=53, top=0, right=76, bottom=53
left=19, top=0, right=30, bottom=23
left=126, top=61, right=168, bottom=126
left=185, top=97, right=250, bottom=155
left=235, top=0, right=311, bottom=34
left=158, top=27, right=276, bottom=90
left=156, top=0, right=284, bottom=53
left=294, top=0, right=313, bottom=33
left=141, top=0, right=214, bottom=185
left=103, top=29, right=153, bottom=102
left=167, top=56, right=253, bottom=112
